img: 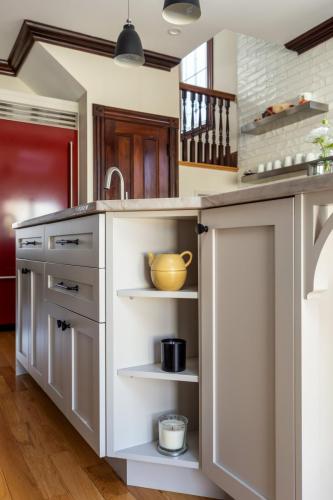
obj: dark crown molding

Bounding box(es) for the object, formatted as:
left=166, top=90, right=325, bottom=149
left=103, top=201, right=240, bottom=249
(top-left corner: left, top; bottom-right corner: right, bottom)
left=0, top=19, right=181, bottom=77
left=285, top=17, right=333, bottom=54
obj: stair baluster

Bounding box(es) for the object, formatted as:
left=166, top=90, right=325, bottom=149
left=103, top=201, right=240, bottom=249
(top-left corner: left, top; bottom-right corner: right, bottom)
left=204, top=94, right=210, bottom=164
left=225, top=99, right=231, bottom=166
left=181, top=89, right=188, bottom=162
left=190, top=91, right=196, bottom=162
left=218, top=98, right=224, bottom=165
left=211, top=96, right=217, bottom=164
left=197, top=93, right=203, bottom=163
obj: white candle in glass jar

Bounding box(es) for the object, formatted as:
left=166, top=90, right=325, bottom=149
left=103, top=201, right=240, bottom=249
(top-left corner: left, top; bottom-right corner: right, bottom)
left=159, top=418, right=186, bottom=451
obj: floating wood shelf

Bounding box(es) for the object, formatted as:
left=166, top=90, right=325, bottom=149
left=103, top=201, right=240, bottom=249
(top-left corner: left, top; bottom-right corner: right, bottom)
left=241, top=156, right=333, bottom=184
left=241, top=101, right=329, bottom=135
left=113, top=431, right=199, bottom=469
left=117, top=287, right=198, bottom=299
left=118, top=358, right=199, bottom=383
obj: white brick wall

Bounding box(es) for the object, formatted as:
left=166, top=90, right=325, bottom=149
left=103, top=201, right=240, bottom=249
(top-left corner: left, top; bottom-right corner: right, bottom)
left=237, top=34, right=333, bottom=174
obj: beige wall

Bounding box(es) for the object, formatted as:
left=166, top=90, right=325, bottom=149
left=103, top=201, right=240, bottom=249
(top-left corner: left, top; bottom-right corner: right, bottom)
left=213, top=29, right=238, bottom=154
left=0, top=75, right=34, bottom=93
left=179, top=165, right=238, bottom=196
left=40, top=42, right=180, bottom=202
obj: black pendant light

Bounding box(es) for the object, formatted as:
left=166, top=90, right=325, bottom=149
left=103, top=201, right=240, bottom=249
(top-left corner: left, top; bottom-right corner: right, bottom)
left=114, top=0, right=145, bottom=67
left=162, top=0, right=201, bottom=25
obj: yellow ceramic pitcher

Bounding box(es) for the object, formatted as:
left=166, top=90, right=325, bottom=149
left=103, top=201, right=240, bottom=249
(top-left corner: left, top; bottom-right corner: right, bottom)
left=147, top=251, right=193, bottom=291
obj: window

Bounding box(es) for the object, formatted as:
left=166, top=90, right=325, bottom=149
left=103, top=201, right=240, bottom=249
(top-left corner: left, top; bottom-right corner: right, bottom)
left=181, top=39, right=213, bottom=88
left=180, top=40, right=213, bottom=133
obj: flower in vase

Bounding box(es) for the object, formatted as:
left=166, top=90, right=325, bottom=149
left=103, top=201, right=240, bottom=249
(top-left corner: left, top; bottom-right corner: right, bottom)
left=306, top=119, right=333, bottom=170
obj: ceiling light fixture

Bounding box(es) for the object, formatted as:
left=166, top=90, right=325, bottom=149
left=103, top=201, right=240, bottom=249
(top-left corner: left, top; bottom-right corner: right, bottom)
left=162, top=0, right=201, bottom=25
left=168, top=28, right=182, bottom=36
left=114, top=0, right=145, bottom=68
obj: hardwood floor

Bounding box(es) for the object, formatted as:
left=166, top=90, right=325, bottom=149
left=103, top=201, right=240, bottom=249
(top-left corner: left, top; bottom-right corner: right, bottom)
left=0, top=331, right=212, bottom=500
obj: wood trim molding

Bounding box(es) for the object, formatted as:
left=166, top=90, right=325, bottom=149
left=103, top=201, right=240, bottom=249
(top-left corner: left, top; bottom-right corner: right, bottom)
left=285, top=17, right=333, bottom=54
left=179, top=82, right=236, bottom=102
left=207, top=38, right=214, bottom=89
left=0, top=19, right=181, bottom=77
left=93, top=104, right=179, bottom=200
left=179, top=161, right=238, bottom=172
left=0, top=59, right=15, bottom=76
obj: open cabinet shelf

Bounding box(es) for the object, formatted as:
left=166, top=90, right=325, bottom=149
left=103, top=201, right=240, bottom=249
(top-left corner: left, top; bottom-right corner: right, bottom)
left=117, top=287, right=198, bottom=299
left=113, top=431, right=199, bottom=469
left=118, top=358, right=199, bottom=383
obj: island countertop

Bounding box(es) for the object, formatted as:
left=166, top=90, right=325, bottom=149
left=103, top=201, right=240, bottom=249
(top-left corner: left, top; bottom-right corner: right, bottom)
left=13, top=173, right=333, bottom=228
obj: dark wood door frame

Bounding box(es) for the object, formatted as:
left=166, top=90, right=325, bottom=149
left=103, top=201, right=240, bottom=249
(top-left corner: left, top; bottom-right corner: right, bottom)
left=93, top=104, right=179, bottom=200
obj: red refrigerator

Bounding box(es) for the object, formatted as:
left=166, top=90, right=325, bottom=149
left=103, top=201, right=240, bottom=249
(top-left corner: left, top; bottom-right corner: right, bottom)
left=0, top=118, right=78, bottom=329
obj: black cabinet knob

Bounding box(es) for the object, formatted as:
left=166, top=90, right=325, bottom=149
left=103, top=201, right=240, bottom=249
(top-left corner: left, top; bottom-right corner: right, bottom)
left=196, top=223, right=208, bottom=235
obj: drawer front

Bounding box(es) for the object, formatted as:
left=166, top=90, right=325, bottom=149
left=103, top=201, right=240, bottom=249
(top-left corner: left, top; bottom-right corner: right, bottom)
left=45, top=263, right=105, bottom=322
left=44, top=215, right=105, bottom=268
left=16, top=226, right=45, bottom=261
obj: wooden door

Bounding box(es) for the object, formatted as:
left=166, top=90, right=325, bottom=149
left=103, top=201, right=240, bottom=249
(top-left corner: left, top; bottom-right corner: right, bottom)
left=16, top=260, right=32, bottom=370
left=93, top=105, right=178, bottom=200
left=200, top=198, right=295, bottom=500
left=45, top=302, right=69, bottom=414
left=29, top=261, right=46, bottom=387
left=67, top=311, right=105, bottom=456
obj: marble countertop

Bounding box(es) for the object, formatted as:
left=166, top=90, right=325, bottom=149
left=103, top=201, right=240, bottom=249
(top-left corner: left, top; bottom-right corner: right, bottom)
left=13, top=173, right=333, bottom=229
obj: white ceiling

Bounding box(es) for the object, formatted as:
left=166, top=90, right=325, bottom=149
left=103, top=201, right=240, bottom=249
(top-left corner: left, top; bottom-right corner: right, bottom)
left=1, top=0, right=332, bottom=60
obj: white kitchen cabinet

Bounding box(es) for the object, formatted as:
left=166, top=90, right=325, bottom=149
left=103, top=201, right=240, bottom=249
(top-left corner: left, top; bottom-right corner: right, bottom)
left=44, top=302, right=105, bottom=456
left=201, top=198, right=295, bottom=500
left=16, top=259, right=46, bottom=386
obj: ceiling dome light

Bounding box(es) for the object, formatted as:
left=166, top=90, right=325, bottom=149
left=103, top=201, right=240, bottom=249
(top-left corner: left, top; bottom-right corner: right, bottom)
left=114, top=0, right=145, bottom=67
left=162, top=0, right=201, bottom=25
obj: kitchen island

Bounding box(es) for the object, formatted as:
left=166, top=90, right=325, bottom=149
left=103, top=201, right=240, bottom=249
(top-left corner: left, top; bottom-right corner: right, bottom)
left=13, top=174, right=333, bottom=500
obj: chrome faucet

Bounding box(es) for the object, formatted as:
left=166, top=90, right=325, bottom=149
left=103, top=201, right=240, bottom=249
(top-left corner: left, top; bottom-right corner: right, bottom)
left=104, top=166, right=127, bottom=200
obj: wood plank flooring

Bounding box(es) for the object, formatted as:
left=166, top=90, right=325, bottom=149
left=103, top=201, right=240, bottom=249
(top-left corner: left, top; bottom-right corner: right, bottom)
left=0, top=332, right=212, bottom=500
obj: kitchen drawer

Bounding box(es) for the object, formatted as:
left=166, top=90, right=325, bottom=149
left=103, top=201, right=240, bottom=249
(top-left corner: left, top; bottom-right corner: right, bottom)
left=16, top=225, right=45, bottom=261
left=45, top=263, right=105, bottom=322
left=44, top=215, right=105, bottom=268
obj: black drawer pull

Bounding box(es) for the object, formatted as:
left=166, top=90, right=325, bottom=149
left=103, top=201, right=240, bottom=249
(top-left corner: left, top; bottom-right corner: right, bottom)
left=55, top=281, right=79, bottom=292
left=22, top=240, right=38, bottom=246
left=21, top=268, right=30, bottom=274
left=55, top=238, right=79, bottom=246
left=56, top=320, right=71, bottom=331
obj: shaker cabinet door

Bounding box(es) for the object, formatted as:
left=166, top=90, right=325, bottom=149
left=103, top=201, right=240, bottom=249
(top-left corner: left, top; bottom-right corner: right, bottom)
left=67, top=312, right=105, bottom=456
left=200, top=198, right=295, bottom=500
left=45, top=302, right=69, bottom=414
left=16, top=260, right=32, bottom=370
left=28, top=261, right=46, bottom=387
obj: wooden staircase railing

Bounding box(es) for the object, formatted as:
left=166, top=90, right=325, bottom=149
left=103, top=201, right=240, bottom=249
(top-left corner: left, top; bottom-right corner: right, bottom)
left=180, top=82, right=237, bottom=167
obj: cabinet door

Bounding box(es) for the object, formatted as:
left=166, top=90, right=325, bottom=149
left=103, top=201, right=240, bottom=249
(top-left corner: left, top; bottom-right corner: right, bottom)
left=67, top=311, right=105, bottom=457
left=29, top=261, right=46, bottom=387
left=16, top=260, right=32, bottom=370
left=44, top=302, right=69, bottom=414
left=201, top=198, right=295, bottom=500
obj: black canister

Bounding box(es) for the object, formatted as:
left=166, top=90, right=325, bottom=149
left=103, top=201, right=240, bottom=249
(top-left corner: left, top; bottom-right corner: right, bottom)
left=161, top=338, right=186, bottom=372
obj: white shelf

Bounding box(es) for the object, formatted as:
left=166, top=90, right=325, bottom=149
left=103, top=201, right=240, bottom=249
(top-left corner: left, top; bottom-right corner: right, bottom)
left=117, top=286, right=198, bottom=299
left=118, top=358, right=199, bottom=383
left=113, top=432, right=199, bottom=469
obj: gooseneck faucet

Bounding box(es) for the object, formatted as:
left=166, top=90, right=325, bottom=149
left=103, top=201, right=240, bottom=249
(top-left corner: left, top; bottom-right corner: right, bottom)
left=104, top=166, right=127, bottom=200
